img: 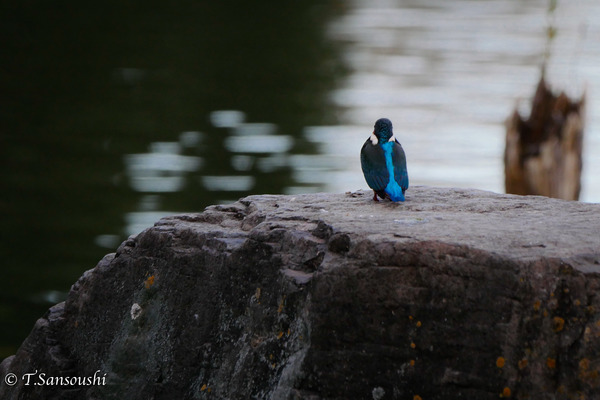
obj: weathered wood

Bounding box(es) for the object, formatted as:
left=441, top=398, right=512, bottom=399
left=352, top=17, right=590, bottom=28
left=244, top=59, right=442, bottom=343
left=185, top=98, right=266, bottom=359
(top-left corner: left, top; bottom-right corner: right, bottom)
left=504, top=76, right=585, bottom=200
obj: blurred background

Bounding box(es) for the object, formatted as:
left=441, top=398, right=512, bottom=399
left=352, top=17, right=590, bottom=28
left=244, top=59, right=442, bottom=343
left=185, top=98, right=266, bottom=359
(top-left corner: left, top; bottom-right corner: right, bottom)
left=1, top=0, right=598, bottom=360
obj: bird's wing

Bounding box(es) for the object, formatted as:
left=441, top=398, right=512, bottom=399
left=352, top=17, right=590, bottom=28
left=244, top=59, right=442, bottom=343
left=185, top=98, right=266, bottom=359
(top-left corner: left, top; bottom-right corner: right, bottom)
left=392, top=139, right=409, bottom=192
left=360, top=140, right=389, bottom=191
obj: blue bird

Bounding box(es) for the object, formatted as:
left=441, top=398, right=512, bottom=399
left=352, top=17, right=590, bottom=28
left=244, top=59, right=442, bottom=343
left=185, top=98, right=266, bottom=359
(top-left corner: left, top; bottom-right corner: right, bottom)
left=360, top=118, right=409, bottom=202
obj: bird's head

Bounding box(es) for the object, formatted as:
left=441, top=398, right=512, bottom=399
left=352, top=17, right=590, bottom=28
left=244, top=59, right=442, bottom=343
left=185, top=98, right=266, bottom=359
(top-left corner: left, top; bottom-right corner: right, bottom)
left=373, top=118, right=394, bottom=142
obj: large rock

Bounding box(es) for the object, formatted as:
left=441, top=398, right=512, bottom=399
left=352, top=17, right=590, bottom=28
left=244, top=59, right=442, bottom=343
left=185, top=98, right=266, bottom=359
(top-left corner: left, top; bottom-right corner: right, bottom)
left=2, top=187, right=600, bottom=400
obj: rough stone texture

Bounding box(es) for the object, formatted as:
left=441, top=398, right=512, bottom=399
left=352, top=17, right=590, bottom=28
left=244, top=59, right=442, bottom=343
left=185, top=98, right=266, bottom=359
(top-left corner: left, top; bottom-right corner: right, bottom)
left=2, top=187, right=600, bottom=400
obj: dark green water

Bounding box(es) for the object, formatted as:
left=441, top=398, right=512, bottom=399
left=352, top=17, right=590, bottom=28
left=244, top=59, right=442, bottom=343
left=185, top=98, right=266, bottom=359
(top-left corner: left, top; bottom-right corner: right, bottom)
left=0, top=0, right=346, bottom=359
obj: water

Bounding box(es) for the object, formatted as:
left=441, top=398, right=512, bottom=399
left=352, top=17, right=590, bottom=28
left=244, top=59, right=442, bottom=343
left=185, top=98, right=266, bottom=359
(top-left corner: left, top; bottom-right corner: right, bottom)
left=323, top=0, right=600, bottom=197
left=1, top=0, right=599, bottom=359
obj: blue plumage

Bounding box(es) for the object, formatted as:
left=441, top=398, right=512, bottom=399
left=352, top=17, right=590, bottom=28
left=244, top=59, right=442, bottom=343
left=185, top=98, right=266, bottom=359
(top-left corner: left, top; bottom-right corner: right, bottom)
left=360, top=118, right=409, bottom=202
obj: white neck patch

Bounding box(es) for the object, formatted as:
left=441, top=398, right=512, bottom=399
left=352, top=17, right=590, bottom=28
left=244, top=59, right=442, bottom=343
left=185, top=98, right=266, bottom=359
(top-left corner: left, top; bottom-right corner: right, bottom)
left=369, top=133, right=378, bottom=145
left=389, top=135, right=396, bottom=142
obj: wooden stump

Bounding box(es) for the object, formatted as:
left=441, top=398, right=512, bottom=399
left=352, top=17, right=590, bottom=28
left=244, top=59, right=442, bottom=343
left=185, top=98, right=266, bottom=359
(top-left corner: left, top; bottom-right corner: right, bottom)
left=504, top=76, right=585, bottom=200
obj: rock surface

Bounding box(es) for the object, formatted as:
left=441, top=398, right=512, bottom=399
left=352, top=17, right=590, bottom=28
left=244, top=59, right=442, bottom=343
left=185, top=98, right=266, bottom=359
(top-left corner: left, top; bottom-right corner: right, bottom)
left=2, top=187, right=600, bottom=400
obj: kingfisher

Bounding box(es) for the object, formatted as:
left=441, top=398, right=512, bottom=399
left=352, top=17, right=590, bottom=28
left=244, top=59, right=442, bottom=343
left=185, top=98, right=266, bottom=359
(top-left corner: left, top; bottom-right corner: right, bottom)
left=360, top=118, right=409, bottom=202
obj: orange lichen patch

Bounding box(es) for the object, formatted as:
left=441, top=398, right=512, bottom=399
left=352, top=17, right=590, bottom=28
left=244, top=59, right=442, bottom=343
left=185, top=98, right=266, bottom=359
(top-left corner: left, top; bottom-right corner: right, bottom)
left=501, top=386, right=511, bottom=397
left=255, top=287, right=261, bottom=301
left=553, top=316, right=565, bottom=332
left=585, top=370, right=599, bottom=382
left=547, top=358, right=556, bottom=369
left=578, top=358, right=600, bottom=384
left=416, top=321, right=422, bottom=328
left=287, top=328, right=291, bottom=336
left=277, top=331, right=284, bottom=339
left=575, top=299, right=582, bottom=306
left=533, top=300, right=541, bottom=311
left=200, top=384, right=207, bottom=391
left=410, top=342, right=416, bottom=349
left=413, top=395, right=422, bottom=400
left=410, top=359, right=415, bottom=367
left=144, top=275, right=155, bottom=289
left=277, top=296, right=285, bottom=314
left=518, top=359, right=528, bottom=370
left=269, top=354, right=274, bottom=360
left=496, top=357, right=506, bottom=368
left=543, top=310, right=549, bottom=317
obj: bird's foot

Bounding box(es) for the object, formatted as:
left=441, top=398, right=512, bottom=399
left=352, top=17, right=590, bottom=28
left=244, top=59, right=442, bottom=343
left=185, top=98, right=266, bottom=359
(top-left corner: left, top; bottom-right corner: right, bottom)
left=372, top=191, right=379, bottom=202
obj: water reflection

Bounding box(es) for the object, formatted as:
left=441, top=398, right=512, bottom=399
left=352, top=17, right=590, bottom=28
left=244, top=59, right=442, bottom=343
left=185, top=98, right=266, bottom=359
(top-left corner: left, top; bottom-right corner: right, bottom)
left=125, top=141, right=203, bottom=193
left=119, top=109, right=341, bottom=234
left=209, top=110, right=245, bottom=128
left=202, top=175, right=256, bottom=192
left=225, top=131, right=293, bottom=153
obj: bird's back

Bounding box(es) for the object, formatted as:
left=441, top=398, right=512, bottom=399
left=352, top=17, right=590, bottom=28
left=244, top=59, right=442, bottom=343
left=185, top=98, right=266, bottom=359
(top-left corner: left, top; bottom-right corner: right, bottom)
left=361, top=137, right=408, bottom=201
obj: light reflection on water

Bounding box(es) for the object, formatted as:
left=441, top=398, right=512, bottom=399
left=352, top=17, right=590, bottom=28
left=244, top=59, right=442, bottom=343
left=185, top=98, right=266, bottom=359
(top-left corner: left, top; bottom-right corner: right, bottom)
left=125, top=153, right=203, bottom=193
left=120, top=110, right=302, bottom=235
left=224, top=135, right=294, bottom=154
left=201, top=176, right=256, bottom=192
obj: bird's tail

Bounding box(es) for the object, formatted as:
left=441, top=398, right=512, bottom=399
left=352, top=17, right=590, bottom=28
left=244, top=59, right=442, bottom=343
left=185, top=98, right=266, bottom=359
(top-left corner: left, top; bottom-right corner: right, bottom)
left=385, top=184, right=405, bottom=202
